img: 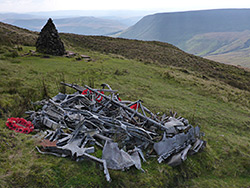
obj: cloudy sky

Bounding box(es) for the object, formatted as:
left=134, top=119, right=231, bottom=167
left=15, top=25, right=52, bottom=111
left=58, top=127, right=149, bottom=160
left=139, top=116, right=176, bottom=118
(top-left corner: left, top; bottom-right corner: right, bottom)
left=0, top=0, right=250, bottom=13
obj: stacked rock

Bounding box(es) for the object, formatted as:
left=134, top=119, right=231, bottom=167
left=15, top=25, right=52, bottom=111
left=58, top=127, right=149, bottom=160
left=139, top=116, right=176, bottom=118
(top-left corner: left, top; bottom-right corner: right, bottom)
left=36, top=18, right=65, bottom=56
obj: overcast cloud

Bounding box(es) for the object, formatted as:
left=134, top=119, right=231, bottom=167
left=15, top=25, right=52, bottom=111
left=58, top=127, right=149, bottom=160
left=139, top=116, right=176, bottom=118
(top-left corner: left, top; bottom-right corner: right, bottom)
left=0, top=0, right=250, bottom=13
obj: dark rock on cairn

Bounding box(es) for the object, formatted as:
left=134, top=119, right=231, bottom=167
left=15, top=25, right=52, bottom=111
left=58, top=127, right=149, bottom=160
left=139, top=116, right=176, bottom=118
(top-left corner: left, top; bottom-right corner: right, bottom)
left=36, top=18, right=65, bottom=56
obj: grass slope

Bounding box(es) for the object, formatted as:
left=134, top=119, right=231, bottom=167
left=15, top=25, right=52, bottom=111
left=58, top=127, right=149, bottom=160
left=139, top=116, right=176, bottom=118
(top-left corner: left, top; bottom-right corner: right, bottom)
left=205, top=51, right=250, bottom=69
left=0, top=22, right=37, bottom=46
left=61, top=34, right=250, bottom=93
left=0, top=22, right=249, bottom=187
left=180, top=31, right=250, bottom=68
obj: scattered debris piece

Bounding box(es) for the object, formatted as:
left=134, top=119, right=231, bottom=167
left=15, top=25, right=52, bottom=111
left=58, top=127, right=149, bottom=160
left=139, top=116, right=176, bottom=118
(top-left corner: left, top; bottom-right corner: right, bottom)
left=64, top=51, right=91, bottom=61
left=80, top=55, right=91, bottom=61
left=14, top=46, right=23, bottom=51
left=102, top=141, right=144, bottom=171
left=29, top=50, right=36, bottom=54
left=80, top=55, right=90, bottom=59
left=64, top=51, right=78, bottom=58
left=24, top=83, right=206, bottom=182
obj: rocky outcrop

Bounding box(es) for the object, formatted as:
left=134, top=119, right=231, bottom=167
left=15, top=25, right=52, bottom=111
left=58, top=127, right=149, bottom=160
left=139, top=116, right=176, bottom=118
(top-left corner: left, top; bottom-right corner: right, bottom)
left=36, top=18, right=65, bottom=56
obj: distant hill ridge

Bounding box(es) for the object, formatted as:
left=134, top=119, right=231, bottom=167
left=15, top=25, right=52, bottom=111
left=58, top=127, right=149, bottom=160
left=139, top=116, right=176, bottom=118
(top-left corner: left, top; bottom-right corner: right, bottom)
left=119, top=9, right=250, bottom=44
left=118, top=9, right=250, bottom=68
left=3, top=16, right=127, bottom=35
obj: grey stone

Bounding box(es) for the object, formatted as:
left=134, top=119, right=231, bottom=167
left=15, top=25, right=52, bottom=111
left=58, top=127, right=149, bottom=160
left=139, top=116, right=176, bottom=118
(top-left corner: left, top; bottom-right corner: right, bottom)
left=36, top=18, right=65, bottom=56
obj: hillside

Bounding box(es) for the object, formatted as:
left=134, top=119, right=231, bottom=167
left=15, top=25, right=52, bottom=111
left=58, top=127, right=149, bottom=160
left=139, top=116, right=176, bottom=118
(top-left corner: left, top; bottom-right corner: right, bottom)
left=0, top=22, right=249, bottom=188
left=0, top=22, right=37, bottom=46
left=61, top=34, right=250, bottom=93
left=117, top=9, right=250, bottom=68
left=0, top=13, right=40, bottom=20
left=3, top=16, right=127, bottom=35
left=181, top=31, right=250, bottom=68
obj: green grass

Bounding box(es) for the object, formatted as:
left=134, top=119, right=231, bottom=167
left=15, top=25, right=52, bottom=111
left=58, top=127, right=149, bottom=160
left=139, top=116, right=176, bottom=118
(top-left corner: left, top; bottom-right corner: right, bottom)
left=0, top=45, right=249, bottom=187
left=60, top=34, right=250, bottom=93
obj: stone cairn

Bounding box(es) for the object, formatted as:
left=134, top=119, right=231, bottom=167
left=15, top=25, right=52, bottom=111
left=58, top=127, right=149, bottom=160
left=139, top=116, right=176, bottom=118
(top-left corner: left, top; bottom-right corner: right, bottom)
left=36, top=18, right=65, bottom=56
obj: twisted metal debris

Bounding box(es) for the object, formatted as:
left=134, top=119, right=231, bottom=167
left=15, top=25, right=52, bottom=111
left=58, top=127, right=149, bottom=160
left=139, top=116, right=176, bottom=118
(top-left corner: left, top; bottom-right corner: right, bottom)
left=27, top=83, right=206, bottom=182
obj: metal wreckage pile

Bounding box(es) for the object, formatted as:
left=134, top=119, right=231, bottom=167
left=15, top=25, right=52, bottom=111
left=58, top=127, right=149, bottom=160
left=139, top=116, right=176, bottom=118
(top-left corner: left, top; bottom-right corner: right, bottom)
left=27, top=83, right=206, bottom=182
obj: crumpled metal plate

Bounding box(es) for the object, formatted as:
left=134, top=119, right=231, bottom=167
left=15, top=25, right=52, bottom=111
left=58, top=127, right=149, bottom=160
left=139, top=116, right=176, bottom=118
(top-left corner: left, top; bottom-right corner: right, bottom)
left=102, top=141, right=143, bottom=171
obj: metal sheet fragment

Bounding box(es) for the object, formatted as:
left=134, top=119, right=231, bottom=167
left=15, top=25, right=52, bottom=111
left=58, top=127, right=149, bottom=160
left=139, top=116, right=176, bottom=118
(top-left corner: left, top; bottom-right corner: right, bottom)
left=102, top=141, right=143, bottom=171
left=167, top=144, right=192, bottom=167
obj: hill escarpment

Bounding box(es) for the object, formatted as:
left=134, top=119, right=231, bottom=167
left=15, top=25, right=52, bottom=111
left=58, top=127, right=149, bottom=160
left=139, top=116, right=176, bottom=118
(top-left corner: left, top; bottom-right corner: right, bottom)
left=117, top=9, right=250, bottom=68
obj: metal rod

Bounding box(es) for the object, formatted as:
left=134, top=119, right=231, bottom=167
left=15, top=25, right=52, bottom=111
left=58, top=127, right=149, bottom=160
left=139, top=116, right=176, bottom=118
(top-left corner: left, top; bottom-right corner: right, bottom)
left=84, top=85, right=167, bottom=131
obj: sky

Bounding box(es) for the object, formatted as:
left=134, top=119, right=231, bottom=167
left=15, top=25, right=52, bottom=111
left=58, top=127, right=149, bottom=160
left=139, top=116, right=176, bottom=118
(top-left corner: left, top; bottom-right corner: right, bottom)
left=1, top=0, right=250, bottom=13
